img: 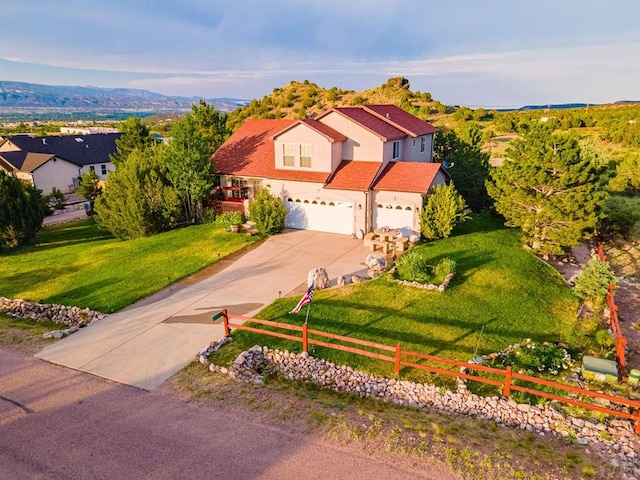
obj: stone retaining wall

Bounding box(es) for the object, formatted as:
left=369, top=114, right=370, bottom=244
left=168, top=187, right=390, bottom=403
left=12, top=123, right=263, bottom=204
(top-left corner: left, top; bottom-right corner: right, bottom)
left=0, top=297, right=105, bottom=337
left=197, top=343, right=640, bottom=478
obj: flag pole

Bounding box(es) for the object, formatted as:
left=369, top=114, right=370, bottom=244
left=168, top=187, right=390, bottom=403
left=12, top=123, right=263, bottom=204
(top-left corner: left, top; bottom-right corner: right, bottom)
left=304, top=300, right=311, bottom=325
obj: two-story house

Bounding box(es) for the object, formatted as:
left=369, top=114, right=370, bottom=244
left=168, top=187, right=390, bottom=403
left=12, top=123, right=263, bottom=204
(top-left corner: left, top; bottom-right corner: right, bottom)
left=0, top=133, right=121, bottom=194
left=212, top=105, right=448, bottom=236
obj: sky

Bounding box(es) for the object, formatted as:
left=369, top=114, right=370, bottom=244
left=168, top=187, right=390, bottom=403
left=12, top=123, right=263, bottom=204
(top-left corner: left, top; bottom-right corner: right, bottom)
left=1, top=0, right=639, bottom=108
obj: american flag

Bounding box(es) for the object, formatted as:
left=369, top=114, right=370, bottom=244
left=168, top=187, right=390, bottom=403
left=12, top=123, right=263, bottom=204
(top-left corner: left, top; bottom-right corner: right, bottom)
left=289, top=285, right=314, bottom=314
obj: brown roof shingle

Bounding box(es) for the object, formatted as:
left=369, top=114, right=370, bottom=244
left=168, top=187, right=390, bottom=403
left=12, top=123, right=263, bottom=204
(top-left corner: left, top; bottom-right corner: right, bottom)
left=325, top=161, right=382, bottom=191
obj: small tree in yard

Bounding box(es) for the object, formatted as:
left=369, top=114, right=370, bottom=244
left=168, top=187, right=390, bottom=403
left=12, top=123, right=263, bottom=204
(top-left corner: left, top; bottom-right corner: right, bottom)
left=0, top=171, right=46, bottom=249
left=77, top=170, right=102, bottom=202
left=420, top=183, right=469, bottom=241
left=248, top=189, right=286, bottom=235
left=573, top=258, right=617, bottom=311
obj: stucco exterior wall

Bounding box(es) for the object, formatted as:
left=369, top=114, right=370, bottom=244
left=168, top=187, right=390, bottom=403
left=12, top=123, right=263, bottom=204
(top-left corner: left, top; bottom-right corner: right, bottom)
left=31, top=158, right=79, bottom=194
left=79, top=162, right=115, bottom=181
left=274, top=125, right=334, bottom=173
left=402, top=134, right=434, bottom=162
left=318, top=111, right=383, bottom=161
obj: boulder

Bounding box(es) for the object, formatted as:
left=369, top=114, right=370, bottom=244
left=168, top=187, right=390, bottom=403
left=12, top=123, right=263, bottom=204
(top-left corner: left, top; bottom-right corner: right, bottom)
left=409, top=233, right=420, bottom=244
left=350, top=275, right=364, bottom=284
left=337, top=275, right=346, bottom=286
left=365, top=254, right=387, bottom=271
left=355, top=229, right=364, bottom=240
left=308, top=267, right=330, bottom=290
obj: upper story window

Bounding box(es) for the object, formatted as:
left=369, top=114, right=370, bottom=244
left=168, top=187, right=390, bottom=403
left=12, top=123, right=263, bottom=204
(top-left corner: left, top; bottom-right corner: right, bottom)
left=420, top=136, right=426, bottom=153
left=283, top=143, right=295, bottom=166
left=101, top=164, right=108, bottom=175
left=392, top=141, right=400, bottom=159
left=300, top=144, right=312, bottom=168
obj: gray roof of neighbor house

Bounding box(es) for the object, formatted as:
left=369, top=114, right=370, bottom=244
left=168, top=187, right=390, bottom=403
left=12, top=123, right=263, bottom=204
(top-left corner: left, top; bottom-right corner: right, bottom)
left=0, top=151, right=60, bottom=172
left=3, top=133, right=122, bottom=166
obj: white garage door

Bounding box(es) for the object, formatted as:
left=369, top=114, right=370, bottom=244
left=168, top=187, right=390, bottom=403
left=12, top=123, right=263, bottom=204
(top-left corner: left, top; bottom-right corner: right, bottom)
left=373, top=203, right=415, bottom=237
left=285, top=198, right=354, bottom=235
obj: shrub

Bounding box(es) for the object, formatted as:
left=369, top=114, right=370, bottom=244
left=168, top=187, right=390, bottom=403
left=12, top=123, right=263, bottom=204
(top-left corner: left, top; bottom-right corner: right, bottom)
left=573, top=258, right=617, bottom=310
left=248, top=189, right=286, bottom=235
left=215, top=212, right=243, bottom=229
left=434, top=258, right=456, bottom=280
left=600, top=195, right=640, bottom=238
left=45, top=187, right=65, bottom=211
left=395, top=250, right=432, bottom=284
left=501, top=339, right=573, bottom=375
left=420, top=183, right=469, bottom=241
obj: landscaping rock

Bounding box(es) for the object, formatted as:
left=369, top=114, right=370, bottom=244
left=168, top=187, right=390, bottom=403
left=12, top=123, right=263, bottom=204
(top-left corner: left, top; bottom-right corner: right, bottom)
left=308, top=268, right=330, bottom=290
left=365, top=254, right=387, bottom=271
left=337, top=276, right=346, bottom=286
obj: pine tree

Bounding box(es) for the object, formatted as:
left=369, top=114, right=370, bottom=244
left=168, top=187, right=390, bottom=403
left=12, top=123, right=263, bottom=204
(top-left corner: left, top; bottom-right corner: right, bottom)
left=420, top=183, right=469, bottom=241
left=487, top=125, right=606, bottom=256
left=0, top=171, right=46, bottom=249
left=433, top=129, right=492, bottom=212
left=95, top=144, right=181, bottom=240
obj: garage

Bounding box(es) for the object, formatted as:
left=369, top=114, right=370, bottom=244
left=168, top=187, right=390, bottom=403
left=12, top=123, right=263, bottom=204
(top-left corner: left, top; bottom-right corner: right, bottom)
left=373, top=203, right=416, bottom=237
left=285, top=198, right=354, bottom=235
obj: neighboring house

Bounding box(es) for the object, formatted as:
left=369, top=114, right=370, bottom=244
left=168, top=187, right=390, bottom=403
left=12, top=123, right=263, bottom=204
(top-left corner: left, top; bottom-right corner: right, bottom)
left=0, top=133, right=121, bottom=194
left=213, top=104, right=448, bottom=236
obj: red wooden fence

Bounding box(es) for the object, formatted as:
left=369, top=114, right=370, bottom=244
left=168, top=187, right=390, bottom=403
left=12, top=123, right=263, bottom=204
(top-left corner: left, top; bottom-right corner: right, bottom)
left=597, top=244, right=628, bottom=380
left=219, top=310, right=640, bottom=434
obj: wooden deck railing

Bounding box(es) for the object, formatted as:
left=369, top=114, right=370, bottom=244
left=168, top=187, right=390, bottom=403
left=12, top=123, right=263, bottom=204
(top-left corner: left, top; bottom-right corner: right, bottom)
left=218, top=310, right=640, bottom=434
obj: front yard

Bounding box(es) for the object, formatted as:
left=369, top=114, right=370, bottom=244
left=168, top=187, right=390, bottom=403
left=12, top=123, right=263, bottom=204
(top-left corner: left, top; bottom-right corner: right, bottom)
left=213, top=215, right=579, bottom=382
left=0, top=219, right=260, bottom=312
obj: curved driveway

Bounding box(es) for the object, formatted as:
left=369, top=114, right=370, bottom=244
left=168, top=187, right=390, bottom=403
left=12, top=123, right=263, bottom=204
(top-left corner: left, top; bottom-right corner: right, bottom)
left=36, top=230, right=370, bottom=390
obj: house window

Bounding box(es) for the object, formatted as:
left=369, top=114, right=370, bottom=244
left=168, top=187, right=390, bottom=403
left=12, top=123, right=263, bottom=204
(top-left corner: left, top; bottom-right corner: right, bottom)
left=89, top=166, right=95, bottom=173
left=101, top=164, right=107, bottom=175
left=299, top=144, right=312, bottom=168
left=420, top=136, right=426, bottom=153
left=392, top=141, right=400, bottom=159
left=283, top=143, right=295, bottom=166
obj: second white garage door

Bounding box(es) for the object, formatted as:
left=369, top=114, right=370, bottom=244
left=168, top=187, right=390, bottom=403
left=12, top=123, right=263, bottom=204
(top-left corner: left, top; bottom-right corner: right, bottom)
left=285, top=198, right=354, bottom=235
left=373, top=203, right=416, bottom=237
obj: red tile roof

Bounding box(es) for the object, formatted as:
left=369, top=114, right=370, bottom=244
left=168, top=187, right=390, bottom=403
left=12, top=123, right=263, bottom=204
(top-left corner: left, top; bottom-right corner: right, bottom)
left=363, top=105, right=439, bottom=136
left=212, top=118, right=329, bottom=183
left=325, top=161, right=382, bottom=191
left=328, top=108, right=406, bottom=141
left=372, top=162, right=445, bottom=193
left=271, top=119, right=347, bottom=142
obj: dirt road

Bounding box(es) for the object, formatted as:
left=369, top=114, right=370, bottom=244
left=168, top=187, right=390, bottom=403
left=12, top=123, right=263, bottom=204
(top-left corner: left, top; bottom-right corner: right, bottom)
left=0, top=349, right=456, bottom=480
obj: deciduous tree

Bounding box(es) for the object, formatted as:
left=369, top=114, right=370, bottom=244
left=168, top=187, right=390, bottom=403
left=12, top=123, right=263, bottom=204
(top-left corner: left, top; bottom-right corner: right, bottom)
left=164, top=116, right=214, bottom=223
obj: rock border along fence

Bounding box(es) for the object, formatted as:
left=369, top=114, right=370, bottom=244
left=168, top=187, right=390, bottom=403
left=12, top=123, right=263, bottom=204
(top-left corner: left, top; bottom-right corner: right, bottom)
left=197, top=342, right=640, bottom=478
left=0, top=296, right=105, bottom=338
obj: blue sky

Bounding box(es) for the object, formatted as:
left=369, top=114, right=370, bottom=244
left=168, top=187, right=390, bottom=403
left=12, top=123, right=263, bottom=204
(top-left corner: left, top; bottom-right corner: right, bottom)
left=1, top=0, right=638, bottom=107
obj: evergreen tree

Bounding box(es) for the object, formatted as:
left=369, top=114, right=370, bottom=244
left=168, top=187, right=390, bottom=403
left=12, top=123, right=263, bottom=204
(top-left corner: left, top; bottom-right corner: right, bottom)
left=95, top=144, right=181, bottom=240
left=433, top=129, right=492, bottom=212
left=110, top=117, right=157, bottom=166
left=420, top=183, right=469, bottom=241
left=487, top=126, right=605, bottom=256
left=164, top=116, right=214, bottom=223
left=77, top=170, right=102, bottom=202
left=0, top=171, right=46, bottom=249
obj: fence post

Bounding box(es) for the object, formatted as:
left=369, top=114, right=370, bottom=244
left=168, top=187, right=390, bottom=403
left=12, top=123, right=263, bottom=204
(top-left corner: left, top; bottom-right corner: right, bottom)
left=302, top=322, right=308, bottom=353
left=503, top=366, right=512, bottom=398
left=395, top=343, right=401, bottom=376
left=636, top=410, right=640, bottom=435
left=222, top=309, right=230, bottom=336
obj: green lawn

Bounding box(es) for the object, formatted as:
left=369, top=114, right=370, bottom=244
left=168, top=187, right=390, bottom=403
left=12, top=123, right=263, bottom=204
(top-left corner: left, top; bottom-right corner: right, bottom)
left=215, top=215, right=578, bottom=382
left=0, top=219, right=260, bottom=312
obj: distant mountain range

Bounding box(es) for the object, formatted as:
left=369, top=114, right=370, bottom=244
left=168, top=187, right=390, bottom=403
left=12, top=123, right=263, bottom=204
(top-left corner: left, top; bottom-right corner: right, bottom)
left=0, top=81, right=248, bottom=119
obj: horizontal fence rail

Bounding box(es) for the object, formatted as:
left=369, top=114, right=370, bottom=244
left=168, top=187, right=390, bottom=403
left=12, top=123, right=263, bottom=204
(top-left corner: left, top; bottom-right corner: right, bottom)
left=218, top=310, right=640, bottom=434
left=597, top=243, right=627, bottom=380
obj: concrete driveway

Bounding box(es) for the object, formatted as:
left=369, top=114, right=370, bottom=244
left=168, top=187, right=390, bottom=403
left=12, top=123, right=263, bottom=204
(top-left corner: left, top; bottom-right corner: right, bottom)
left=36, top=230, right=370, bottom=390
